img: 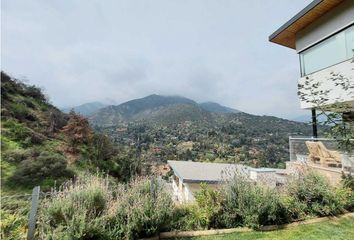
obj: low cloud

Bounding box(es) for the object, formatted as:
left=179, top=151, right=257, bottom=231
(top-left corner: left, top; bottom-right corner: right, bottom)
left=2, top=0, right=311, bottom=119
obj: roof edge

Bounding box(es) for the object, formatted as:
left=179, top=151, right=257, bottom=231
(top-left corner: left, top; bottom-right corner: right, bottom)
left=269, top=0, right=323, bottom=42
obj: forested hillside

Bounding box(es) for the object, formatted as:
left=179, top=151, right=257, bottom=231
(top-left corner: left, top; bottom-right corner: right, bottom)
left=92, top=95, right=316, bottom=168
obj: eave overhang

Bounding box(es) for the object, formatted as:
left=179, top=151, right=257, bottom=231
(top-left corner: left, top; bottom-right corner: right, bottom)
left=269, top=0, right=344, bottom=49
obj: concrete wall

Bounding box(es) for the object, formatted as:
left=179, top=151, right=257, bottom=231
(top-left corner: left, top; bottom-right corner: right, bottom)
left=249, top=170, right=277, bottom=188
left=296, top=0, right=354, bottom=52
left=298, top=59, right=354, bottom=110
left=286, top=161, right=343, bottom=186
left=172, top=181, right=220, bottom=203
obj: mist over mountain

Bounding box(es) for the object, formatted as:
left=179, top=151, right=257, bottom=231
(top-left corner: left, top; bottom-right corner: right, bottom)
left=62, top=102, right=107, bottom=116
left=89, top=95, right=240, bottom=126
left=199, top=102, right=240, bottom=113
left=89, top=94, right=312, bottom=134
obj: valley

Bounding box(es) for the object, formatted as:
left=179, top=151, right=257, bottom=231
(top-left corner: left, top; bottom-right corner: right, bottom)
left=1, top=72, right=316, bottom=194
left=90, top=95, right=314, bottom=169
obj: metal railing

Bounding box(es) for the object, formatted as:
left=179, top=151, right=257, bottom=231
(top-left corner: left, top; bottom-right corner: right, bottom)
left=289, top=136, right=354, bottom=171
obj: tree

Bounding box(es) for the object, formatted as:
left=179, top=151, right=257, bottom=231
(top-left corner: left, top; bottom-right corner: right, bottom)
left=61, top=110, right=93, bottom=151
left=260, top=145, right=278, bottom=167
left=298, top=65, right=354, bottom=153
left=90, top=133, right=116, bottom=162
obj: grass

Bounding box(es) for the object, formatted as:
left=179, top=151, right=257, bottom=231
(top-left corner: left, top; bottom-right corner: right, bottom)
left=176, top=216, right=354, bottom=240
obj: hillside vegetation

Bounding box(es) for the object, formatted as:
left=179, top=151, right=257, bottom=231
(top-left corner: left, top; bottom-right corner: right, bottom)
left=1, top=72, right=72, bottom=192
left=0, top=72, right=150, bottom=239
left=33, top=172, right=354, bottom=239
left=0, top=72, right=350, bottom=240
left=91, top=95, right=315, bottom=168
left=1, top=72, right=141, bottom=193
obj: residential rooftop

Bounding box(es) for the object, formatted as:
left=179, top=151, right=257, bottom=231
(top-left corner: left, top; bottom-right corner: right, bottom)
left=167, top=160, right=242, bottom=183
left=168, top=160, right=285, bottom=183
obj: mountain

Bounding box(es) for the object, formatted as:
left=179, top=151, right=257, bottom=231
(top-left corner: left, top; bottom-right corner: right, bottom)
left=89, top=94, right=206, bottom=126
left=291, top=114, right=311, bottom=123
left=62, top=101, right=107, bottom=116
left=291, top=113, right=328, bottom=123
left=89, top=95, right=245, bottom=126
left=199, top=102, right=240, bottom=113
left=89, top=94, right=318, bottom=168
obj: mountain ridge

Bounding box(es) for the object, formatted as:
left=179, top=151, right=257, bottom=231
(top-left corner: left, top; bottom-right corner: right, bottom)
left=89, top=95, right=241, bottom=126
left=199, top=101, right=240, bottom=113
left=62, top=101, right=107, bottom=116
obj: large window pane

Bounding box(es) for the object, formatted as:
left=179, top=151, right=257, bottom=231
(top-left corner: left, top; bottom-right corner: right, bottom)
left=300, top=25, right=354, bottom=76
left=345, top=26, right=354, bottom=58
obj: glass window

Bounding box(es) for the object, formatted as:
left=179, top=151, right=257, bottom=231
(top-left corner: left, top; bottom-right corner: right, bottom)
left=345, top=26, right=354, bottom=58
left=300, top=25, right=354, bottom=76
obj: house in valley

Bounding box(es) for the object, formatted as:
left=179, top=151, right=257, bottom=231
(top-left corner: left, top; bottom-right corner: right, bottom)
left=168, top=160, right=286, bottom=202
left=269, top=0, right=354, bottom=184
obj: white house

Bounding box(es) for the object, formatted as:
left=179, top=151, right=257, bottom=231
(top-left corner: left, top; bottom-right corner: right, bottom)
left=269, top=0, right=354, bottom=184
left=168, top=160, right=286, bottom=203
left=269, top=0, right=354, bottom=136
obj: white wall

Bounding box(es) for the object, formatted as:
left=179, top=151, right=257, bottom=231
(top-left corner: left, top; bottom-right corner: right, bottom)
left=171, top=180, right=220, bottom=203
left=249, top=170, right=277, bottom=188
left=298, top=59, right=354, bottom=110
left=171, top=178, right=179, bottom=201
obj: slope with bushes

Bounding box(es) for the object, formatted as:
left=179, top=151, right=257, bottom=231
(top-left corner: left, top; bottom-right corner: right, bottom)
left=1, top=71, right=72, bottom=192
left=1, top=72, right=144, bottom=193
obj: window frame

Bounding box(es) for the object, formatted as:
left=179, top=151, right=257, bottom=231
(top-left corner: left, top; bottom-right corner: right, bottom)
left=298, top=23, right=354, bottom=77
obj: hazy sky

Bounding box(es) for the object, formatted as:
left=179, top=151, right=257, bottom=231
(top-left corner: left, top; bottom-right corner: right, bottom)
left=2, top=0, right=313, bottom=119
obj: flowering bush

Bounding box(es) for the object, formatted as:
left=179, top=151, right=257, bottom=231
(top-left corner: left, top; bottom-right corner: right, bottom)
left=38, top=174, right=173, bottom=240
left=222, top=175, right=288, bottom=229
left=36, top=171, right=354, bottom=238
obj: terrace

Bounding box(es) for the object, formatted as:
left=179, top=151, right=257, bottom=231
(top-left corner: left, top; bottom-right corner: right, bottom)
left=288, top=136, right=354, bottom=184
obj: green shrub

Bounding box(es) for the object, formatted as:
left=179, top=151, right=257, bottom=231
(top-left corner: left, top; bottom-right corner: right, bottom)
left=107, top=178, right=173, bottom=239
left=21, top=98, right=36, bottom=109
left=169, top=205, right=194, bottom=230
left=2, top=148, right=31, bottom=163
left=3, top=120, right=32, bottom=141
left=25, top=85, right=47, bottom=102
left=39, top=176, right=110, bottom=239
left=169, top=198, right=224, bottom=231
left=38, top=175, right=174, bottom=240
left=192, top=183, right=224, bottom=229
left=1, top=196, right=31, bottom=240
left=0, top=209, right=28, bottom=240
left=341, top=173, right=354, bottom=191
left=281, top=195, right=307, bottom=221
left=9, top=102, right=36, bottom=121
left=222, top=175, right=288, bottom=229
left=2, top=120, right=45, bottom=147
left=285, top=172, right=346, bottom=218
left=9, top=151, right=73, bottom=185
left=334, top=186, right=354, bottom=212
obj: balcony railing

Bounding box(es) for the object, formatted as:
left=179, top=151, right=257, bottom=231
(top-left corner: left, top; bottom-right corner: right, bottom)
left=289, top=136, right=354, bottom=172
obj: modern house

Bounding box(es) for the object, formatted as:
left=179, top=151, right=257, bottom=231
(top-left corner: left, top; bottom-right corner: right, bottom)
left=269, top=0, right=354, bottom=183
left=269, top=0, right=353, bottom=132
left=168, top=160, right=286, bottom=202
